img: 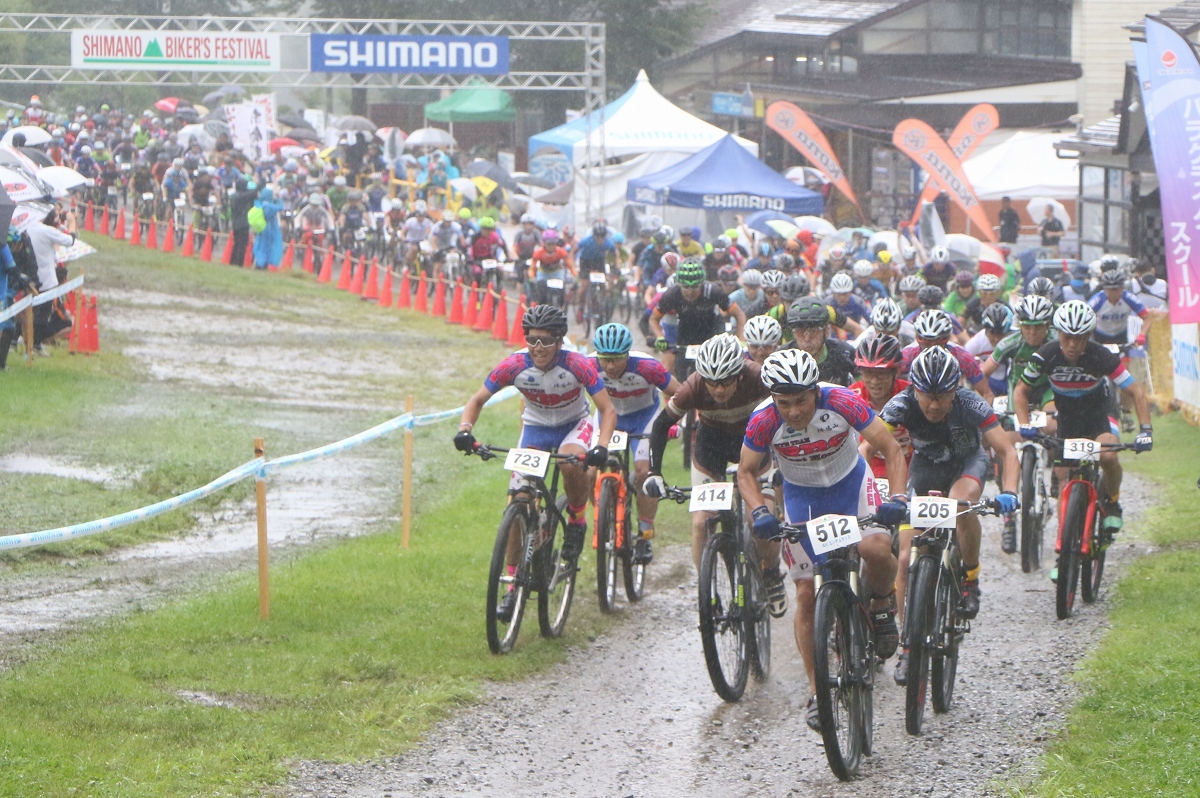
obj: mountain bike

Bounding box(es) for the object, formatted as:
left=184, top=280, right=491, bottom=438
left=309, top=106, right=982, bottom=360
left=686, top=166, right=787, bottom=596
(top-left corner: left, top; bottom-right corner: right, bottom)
left=903, top=495, right=1001, bottom=736
left=779, top=514, right=887, bottom=780
left=468, top=444, right=583, bottom=654
left=664, top=469, right=774, bottom=702
left=1045, top=437, right=1140, bottom=619
left=994, top=398, right=1055, bottom=573
left=592, top=430, right=650, bottom=612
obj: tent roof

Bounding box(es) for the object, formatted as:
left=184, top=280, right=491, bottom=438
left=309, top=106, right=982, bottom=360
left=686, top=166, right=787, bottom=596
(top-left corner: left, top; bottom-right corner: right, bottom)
left=425, top=80, right=514, bottom=123
left=962, top=129, right=1079, bottom=201
left=625, top=135, right=823, bottom=215
left=528, top=69, right=758, bottom=164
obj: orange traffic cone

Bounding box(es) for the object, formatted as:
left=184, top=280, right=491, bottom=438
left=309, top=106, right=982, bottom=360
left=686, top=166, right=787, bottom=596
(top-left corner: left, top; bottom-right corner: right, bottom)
left=431, top=275, right=447, bottom=317
left=162, top=218, right=175, bottom=253
left=463, top=282, right=478, bottom=328
left=492, top=290, right=509, bottom=340
left=244, top=233, right=254, bottom=269
left=84, top=202, right=95, bottom=232
left=414, top=272, right=429, bottom=314
left=349, top=255, right=366, bottom=294
left=508, top=294, right=528, bottom=347
left=99, top=205, right=110, bottom=236
left=317, top=248, right=333, bottom=283
left=447, top=278, right=464, bottom=324
left=378, top=266, right=394, bottom=308
left=473, top=287, right=495, bottom=332
left=220, top=232, right=234, bottom=264
left=336, top=251, right=353, bottom=290
left=113, top=207, right=126, bottom=241
left=397, top=269, right=412, bottom=309
left=362, top=258, right=379, bottom=300
left=129, top=214, right=142, bottom=246
left=145, top=218, right=158, bottom=250
left=302, top=243, right=314, bottom=274
left=200, top=229, right=214, bottom=261
left=181, top=225, right=195, bottom=257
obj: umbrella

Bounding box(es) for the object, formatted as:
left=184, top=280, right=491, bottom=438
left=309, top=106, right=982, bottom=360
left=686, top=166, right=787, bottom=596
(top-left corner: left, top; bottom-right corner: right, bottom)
left=463, top=159, right=521, bottom=193
left=448, top=177, right=478, bottom=201
left=1026, top=196, right=1070, bottom=230
left=286, top=127, right=321, bottom=143
left=204, top=119, right=230, bottom=140
left=155, top=97, right=185, bottom=114
left=744, top=209, right=796, bottom=236
left=279, top=145, right=309, bottom=160
left=1, top=126, right=52, bottom=147
left=765, top=219, right=801, bottom=240
left=868, top=230, right=900, bottom=256
left=174, top=106, right=200, bottom=123
left=334, top=115, right=376, bottom=132
left=404, top=127, right=456, bottom=149
left=794, top=215, right=837, bottom=237
left=268, top=138, right=299, bottom=153
left=471, top=175, right=500, bottom=198
left=19, top=147, right=54, bottom=168
left=202, top=85, right=245, bottom=105
left=203, top=106, right=227, bottom=122
left=277, top=111, right=308, bottom=128
left=7, top=201, right=54, bottom=236
left=514, top=172, right=554, bottom=190
left=36, top=165, right=87, bottom=194
left=0, top=165, right=47, bottom=202
left=784, top=165, right=831, bottom=188
left=0, top=147, right=41, bottom=180
left=192, top=103, right=209, bottom=115
left=176, top=124, right=216, bottom=151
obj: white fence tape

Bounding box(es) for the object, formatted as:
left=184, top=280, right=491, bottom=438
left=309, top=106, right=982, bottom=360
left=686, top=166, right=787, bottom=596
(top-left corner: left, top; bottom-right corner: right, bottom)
left=0, top=276, right=86, bottom=325
left=0, top=386, right=520, bottom=551
left=0, top=295, right=32, bottom=326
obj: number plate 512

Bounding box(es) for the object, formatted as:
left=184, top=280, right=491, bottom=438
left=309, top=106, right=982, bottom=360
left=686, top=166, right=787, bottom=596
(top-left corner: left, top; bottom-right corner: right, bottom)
left=690, top=482, right=733, bottom=512
left=807, top=514, right=862, bottom=555
left=909, top=496, right=957, bottom=529
left=503, top=448, right=549, bottom=478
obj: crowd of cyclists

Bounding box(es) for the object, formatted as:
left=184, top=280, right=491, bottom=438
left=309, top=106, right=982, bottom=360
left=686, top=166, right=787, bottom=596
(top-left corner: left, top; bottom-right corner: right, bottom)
left=455, top=216, right=1163, bottom=745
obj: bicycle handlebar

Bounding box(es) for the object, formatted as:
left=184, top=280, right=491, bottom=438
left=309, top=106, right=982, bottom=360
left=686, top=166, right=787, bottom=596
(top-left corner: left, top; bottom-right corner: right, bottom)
left=470, top=444, right=586, bottom=465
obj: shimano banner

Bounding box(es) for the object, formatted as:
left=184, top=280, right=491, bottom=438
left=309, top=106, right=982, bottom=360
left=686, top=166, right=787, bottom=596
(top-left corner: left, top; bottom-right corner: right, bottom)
left=310, top=34, right=509, bottom=75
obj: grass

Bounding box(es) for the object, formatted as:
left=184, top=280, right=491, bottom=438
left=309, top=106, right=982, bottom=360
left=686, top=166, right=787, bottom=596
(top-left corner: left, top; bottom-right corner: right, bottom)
left=1021, top=413, right=1200, bottom=796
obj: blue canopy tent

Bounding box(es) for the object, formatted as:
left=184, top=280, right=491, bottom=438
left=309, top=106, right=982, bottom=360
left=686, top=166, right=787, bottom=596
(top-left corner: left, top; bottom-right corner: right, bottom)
left=626, top=135, right=823, bottom=216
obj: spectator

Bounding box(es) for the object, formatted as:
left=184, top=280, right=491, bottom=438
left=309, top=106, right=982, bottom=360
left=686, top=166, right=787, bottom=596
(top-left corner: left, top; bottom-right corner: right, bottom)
left=252, top=186, right=284, bottom=270
left=998, top=196, right=1020, bottom=244
left=1038, top=204, right=1064, bottom=256
left=25, top=208, right=75, bottom=351
left=229, top=178, right=258, bottom=268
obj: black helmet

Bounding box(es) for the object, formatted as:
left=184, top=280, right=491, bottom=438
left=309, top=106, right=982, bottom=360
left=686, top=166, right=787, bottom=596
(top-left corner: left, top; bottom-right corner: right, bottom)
left=1027, top=276, right=1056, bottom=298
left=981, top=302, right=1015, bottom=334
left=778, top=273, right=810, bottom=304
left=917, top=284, right=945, bottom=308
left=909, top=346, right=961, bottom=394
left=786, top=298, right=831, bottom=329
left=592, top=221, right=608, bottom=237
left=521, top=304, right=568, bottom=337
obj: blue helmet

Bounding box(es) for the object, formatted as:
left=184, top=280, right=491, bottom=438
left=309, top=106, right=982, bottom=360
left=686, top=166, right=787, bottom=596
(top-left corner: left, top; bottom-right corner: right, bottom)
left=592, top=323, right=633, bottom=356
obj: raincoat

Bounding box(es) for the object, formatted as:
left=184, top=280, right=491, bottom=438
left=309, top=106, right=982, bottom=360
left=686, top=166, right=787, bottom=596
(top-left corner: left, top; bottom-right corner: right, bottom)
left=252, top=187, right=284, bottom=269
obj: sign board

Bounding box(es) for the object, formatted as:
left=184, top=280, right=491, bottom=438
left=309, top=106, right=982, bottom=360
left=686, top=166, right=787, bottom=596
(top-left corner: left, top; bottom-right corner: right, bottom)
left=712, top=91, right=755, bottom=119
left=72, top=30, right=280, bottom=71
left=1173, top=323, right=1200, bottom=411
left=226, top=103, right=270, bottom=161
left=310, top=34, right=509, bottom=75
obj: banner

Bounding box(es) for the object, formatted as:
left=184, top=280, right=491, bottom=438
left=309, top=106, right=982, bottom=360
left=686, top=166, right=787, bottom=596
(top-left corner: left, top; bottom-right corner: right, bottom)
left=909, top=103, right=999, bottom=225
left=310, top=34, right=509, bottom=75
left=252, top=93, right=276, bottom=136
left=765, top=101, right=861, bottom=213
left=72, top=30, right=279, bottom=72
left=1173, top=323, right=1200, bottom=409
left=892, top=119, right=996, bottom=243
left=225, top=104, right=269, bottom=161
left=1136, top=17, right=1200, bottom=322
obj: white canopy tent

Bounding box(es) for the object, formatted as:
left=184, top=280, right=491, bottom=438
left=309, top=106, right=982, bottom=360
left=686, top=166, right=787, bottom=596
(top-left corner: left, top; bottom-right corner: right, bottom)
left=528, top=69, right=758, bottom=225
left=962, top=130, right=1079, bottom=200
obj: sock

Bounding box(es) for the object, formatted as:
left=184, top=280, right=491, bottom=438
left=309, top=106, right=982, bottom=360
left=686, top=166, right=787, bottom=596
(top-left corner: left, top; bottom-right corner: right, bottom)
left=506, top=564, right=516, bottom=577
left=638, top=518, right=654, bottom=538
left=567, top=502, right=586, bottom=524
left=965, top=564, right=981, bottom=583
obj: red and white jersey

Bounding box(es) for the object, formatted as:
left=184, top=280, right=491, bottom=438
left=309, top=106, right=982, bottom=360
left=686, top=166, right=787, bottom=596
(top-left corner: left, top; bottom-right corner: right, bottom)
left=743, top=385, right=876, bottom=488
left=588, top=352, right=671, bottom=418
left=485, top=349, right=605, bottom=428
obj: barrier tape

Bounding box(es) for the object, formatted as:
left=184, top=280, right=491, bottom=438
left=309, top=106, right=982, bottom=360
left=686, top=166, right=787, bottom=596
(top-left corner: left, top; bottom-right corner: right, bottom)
left=31, top=276, right=86, bottom=306
left=0, top=295, right=33, bottom=325
left=0, top=387, right=519, bottom=551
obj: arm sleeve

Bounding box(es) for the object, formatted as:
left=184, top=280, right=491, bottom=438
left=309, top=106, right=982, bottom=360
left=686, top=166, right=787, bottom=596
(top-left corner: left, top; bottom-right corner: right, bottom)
left=648, top=409, right=677, bottom=474
left=1021, top=349, right=1049, bottom=386
left=483, top=354, right=525, bottom=393
left=634, top=357, right=673, bottom=390
left=824, top=386, right=877, bottom=431
left=1125, top=292, right=1148, bottom=317
left=567, top=354, right=606, bottom=396
left=743, top=406, right=779, bottom=452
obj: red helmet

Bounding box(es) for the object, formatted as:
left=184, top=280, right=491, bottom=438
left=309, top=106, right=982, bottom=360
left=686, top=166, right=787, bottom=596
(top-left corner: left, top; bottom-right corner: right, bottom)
left=855, top=335, right=903, bottom=370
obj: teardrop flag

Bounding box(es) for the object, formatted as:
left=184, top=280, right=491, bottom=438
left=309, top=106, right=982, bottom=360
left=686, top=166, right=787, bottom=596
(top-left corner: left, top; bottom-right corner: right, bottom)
left=765, top=101, right=861, bottom=214
left=892, top=119, right=996, bottom=243
left=909, top=103, right=999, bottom=226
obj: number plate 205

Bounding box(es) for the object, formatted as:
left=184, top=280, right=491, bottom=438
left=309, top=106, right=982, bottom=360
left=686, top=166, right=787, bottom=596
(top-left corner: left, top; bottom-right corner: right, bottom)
left=690, top=482, right=734, bottom=512
left=807, top=514, right=862, bottom=555
left=607, top=430, right=628, bottom=451
left=909, top=496, right=957, bottom=529
left=503, top=448, right=549, bottom=478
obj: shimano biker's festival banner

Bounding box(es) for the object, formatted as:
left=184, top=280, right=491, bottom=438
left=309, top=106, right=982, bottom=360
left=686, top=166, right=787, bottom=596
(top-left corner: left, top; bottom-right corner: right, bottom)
left=892, top=118, right=996, bottom=243
left=310, top=34, right=509, bottom=75
left=71, top=30, right=280, bottom=71
left=1137, top=17, right=1200, bottom=323
left=909, top=103, right=999, bottom=226
left=765, top=101, right=861, bottom=214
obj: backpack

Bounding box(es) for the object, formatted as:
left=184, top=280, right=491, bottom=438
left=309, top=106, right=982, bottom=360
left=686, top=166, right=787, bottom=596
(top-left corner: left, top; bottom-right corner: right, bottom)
left=247, top=205, right=267, bottom=234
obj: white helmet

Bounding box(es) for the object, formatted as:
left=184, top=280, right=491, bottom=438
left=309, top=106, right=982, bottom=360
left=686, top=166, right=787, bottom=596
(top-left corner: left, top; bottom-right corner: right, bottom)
left=898, top=274, right=926, bottom=293
left=930, top=246, right=950, bottom=264
left=852, top=259, right=875, bottom=278
left=829, top=272, right=854, bottom=293
left=869, top=297, right=903, bottom=333
left=79, top=145, right=92, bottom=155
left=762, top=270, right=786, bottom=290
left=1053, top=300, right=1097, bottom=335
left=740, top=268, right=764, bottom=288
left=901, top=245, right=916, bottom=260
left=333, top=175, right=347, bottom=187
left=694, top=333, right=746, bottom=382
left=828, top=244, right=847, bottom=261
left=743, top=315, right=783, bottom=347
left=413, top=199, right=428, bottom=214
left=976, top=273, right=1002, bottom=291
left=913, top=309, right=954, bottom=340
left=760, top=349, right=821, bottom=393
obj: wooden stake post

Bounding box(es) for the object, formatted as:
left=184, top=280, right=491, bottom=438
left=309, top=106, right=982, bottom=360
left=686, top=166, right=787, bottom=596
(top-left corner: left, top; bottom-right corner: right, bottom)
left=21, top=305, right=34, bottom=367
left=255, top=437, right=270, bottom=619
left=402, top=395, right=414, bottom=549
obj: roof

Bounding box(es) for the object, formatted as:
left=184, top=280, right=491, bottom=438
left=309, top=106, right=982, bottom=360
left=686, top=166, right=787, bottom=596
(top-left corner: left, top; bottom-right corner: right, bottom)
left=424, top=80, right=514, bottom=123
left=1054, top=115, right=1122, bottom=155
left=1126, top=4, right=1200, bottom=35
left=690, top=0, right=911, bottom=52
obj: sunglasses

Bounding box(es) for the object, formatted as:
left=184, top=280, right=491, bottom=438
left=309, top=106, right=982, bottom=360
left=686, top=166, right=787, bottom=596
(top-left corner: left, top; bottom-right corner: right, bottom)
left=596, top=354, right=626, bottom=363
left=525, top=335, right=562, bottom=349
left=703, top=376, right=738, bottom=388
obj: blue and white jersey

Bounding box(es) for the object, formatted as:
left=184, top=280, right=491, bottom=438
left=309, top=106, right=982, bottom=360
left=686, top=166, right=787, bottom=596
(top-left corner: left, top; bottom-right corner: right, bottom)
left=485, top=350, right=605, bottom=428
left=1087, top=290, right=1147, bottom=344
left=588, top=351, right=671, bottom=420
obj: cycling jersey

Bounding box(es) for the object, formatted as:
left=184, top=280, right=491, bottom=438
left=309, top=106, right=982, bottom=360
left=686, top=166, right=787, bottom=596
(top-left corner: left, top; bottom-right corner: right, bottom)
left=342, top=204, right=365, bottom=230
left=484, top=349, right=605, bottom=428
left=920, top=262, right=957, bottom=290
left=430, top=221, right=462, bottom=251
left=881, top=387, right=998, bottom=465
left=780, top=338, right=857, bottom=387
left=827, top=294, right=870, bottom=323
left=899, top=341, right=985, bottom=386
left=655, top=284, right=731, bottom=346
left=532, top=246, right=571, bottom=275
left=852, top=279, right=888, bottom=306
left=588, top=352, right=671, bottom=418
left=1021, top=339, right=1134, bottom=406
left=402, top=216, right=432, bottom=243
left=964, top=330, right=1005, bottom=392
left=675, top=239, right=703, bottom=258
left=1087, top=290, right=1148, bottom=344
left=942, top=290, right=976, bottom=320
left=514, top=229, right=541, bottom=260
left=990, top=332, right=1045, bottom=397
left=575, top=234, right=615, bottom=268
left=848, top=378, right=912, bottom=478
left=665, top=362, right=767, bottom=435
left=728, top=288, right=768, bottom=318
left=470, top=229, right=502, bottom=260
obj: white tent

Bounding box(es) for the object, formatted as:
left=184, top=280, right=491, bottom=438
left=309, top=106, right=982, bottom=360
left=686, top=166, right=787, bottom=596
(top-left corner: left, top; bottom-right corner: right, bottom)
left=962, top=130, right=1078, bottom=201
left=528, top=69, right=758, bottom=225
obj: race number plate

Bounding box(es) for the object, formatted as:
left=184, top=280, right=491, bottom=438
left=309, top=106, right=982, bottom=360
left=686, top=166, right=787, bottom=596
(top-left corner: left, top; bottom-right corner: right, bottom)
left=910, top=496, right=958, bottom=529
left=501, top=261, right=516, bottom=274
left=685, top=344, right=701, bottom=360
left=354, top=229, right=366, bottom=241
left=807, top=514, right=863, bottom=555
left=608, top=430, right=628, bottom=451
left=589, top=271, right=607, bottom=284
left=142, top=192, right=154, bottom=201
left=313, top=228, right=325, bottom=236
left=174, top=197, right=186, bottom=208
left=1028, top=410, right=1049, bottom=428
left=107, top=186, right=118, bottom=196
left=1104, top=343, right=1121, bottom=354
left=120, top=162, right=131, bottom=171
left=482, top=259, right=498, bottom=271
left=1063, top=438, right=1101, bottom=459
left=992, top=395, right=1009, bottom=414
left=546, top=278, right=564, bottom=290
left=689, top=482, right=734, bottom=512
left=874, top=478, right=890, bottom=498
left=504, top=448, right=550, bottom=478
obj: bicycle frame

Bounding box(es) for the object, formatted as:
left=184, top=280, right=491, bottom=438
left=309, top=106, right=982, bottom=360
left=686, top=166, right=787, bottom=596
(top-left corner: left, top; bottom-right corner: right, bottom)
left=591, top=437, right=642, bottom=554
left=1055, top=469, right=1098, bottom=557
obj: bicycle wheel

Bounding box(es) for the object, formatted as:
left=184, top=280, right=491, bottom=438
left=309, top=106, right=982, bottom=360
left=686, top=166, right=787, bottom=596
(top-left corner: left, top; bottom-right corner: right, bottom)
left=538, top=496, right=577, bottom=638
left=1020, top=446, right=1043, bottom=573
left=1055, top=485, right=1088, bottom=620
left=621, top=489, right=646, bottom=602
left=930, top=564, right=961, bottom=714
left=1081, top=504, right=1108, bottom=604
left=486, top=503, right=532, bottom=654
left=813, top=583, right=864, bottom=780
left=595, top=480, right=619, bottom=613
left=904, top=555, right=938, bottom=736
left=697, top=532, right=749, bottom=702
left=746, top=560, right=771, bottom=682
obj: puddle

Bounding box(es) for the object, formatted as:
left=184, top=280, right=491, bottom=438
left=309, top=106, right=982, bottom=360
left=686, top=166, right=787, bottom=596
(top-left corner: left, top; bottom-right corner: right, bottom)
left=0, top=455, right=134, bottom=486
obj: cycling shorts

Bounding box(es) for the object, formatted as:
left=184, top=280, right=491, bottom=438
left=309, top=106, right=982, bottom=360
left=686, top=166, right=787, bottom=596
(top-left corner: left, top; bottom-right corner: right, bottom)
left=510, top=416, right=595, bottom=491
left=691, top=422, right=745, bottom=484
left=536, top=267, right=566, bottom=283
left=781, top=457, right=885, bottom=581
left=908, top=447, right=990, bottom=496
left=1056, top=404, right=1118, bottom=441
left=593, top=404, right=658, bottom=463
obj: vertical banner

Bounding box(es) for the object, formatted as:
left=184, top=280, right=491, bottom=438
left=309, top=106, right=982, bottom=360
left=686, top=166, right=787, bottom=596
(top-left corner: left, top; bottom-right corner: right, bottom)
left=909, top=103, right=999, bottom=225
left=892, top=119, right=996, bottom=243
left=1138, top=17, right=1200, bottom=322
left=225, top=104, right=269, bottom=162
left=765, top=101, right=861, bottom=214
left=1172, top=323, right=1200, bottom=410
left=252, top=93, right=276, bottom=137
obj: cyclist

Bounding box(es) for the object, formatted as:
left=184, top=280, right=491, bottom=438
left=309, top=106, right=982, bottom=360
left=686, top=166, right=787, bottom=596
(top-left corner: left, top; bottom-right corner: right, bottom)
left=826, top=272, right=870, bottom=327
left=921, top=245, right=957, bottom=290
left=703, top=234, right=741, bottom=280
left=454, top=305, right=617, bottom=619
left=1013, top=301, right=1153, bottom=544
left=467, top=216, right=508, bottom=278
left=740, top=348, right=910, bottom=730
left=817, top=243, right=849, bottom=290
left=851, top=259, right=888, bottom=306
left=576, top=221, right=617, bottom=316
left=297, top=193, right=336, bottom=239
left=961, top=273, right=1006, bottom=334
left=649, top=260, right=747, bottom=378
left=854, top=297, right=916, bottom=348
left=942, top=270, right=978, bottom=323
left=637, top=228, right=675, bottom=282
left=965, top=303, right=1016, bottom=396
left=784, top=298, right=858, bottom=386
left=401, top=200, right=433, bottom=270
left=590, top=323, right=681, bottom=563
left=513, top=214, right=542, bottom=272
left=338, top=190, right=368, bottom=247
left=878, top=346, right=1019, bottom=685
left=1087, top=267, right=1159, bottom=348
left=897, top=274, right=926, bottom=315
left=848, top=335, right=912, bottom=480
left=676, top=226, right=703, bottom=259
left=729, top=268, right=768, bottom=318
left=428, top=212, right=465, bottom=277
left=530, top=229, right=574, bottom=306
left=900, top=310, right=993, bottom=402
left=743, top=314, right=783, bottom=364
